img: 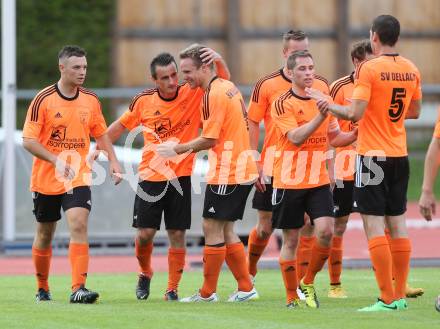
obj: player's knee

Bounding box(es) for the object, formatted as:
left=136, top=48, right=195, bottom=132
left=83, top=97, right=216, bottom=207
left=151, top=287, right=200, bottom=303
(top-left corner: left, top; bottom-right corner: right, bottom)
left=282, top=237, right=299, bottom=251
left=70, top=221, right=87, bottom=237
left=202, top=220, right=218, bottom=235
left=316, top=226, right=333, bottom=243
left=257, top=219, right=273, bottom=240
left=36, top=230, right=53, bottom=245
left=137, top=229, right=155, bottom=244
left=334, top=221, right=348, bottom=236
left=257, top=228, right=272, bottom=240
left=168, top=230, right=185, bottom=246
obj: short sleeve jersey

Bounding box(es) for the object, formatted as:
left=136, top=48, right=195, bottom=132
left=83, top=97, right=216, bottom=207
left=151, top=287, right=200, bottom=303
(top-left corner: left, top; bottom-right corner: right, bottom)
left=351, top=54, right=422, bottom=157
left=271, top=89, right=338, bottom=189
left=201, top=77, right=257, bottom=185
left=329, top=73, right=356, bottom=180
left=22, top=84, right=107, bottom=194
left=248, top=68, right=329, bottom=176
left=119, top=84, right=202, bottom=181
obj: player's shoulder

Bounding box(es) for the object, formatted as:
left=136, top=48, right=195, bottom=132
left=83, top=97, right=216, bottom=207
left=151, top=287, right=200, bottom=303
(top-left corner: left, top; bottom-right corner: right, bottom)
left=207, top=77, right=236, bottom=96
left=397, top=55, right=420, bottom=73
left=79, top=87, right=100, bottom=103
left=128, top=87, right=157, bottom=111
left=33, top=84, right=57, bottom=102
left=273, top=89, right=295, bottom=115
left=251, top=69, right=283, bottom=99
left=330, top=74, right=353, bottom=98
left=255, top=69, right=283, bottom=87
left=313, top=73, right=329, bottom=87
left=354, top=57, right=375, bottom=79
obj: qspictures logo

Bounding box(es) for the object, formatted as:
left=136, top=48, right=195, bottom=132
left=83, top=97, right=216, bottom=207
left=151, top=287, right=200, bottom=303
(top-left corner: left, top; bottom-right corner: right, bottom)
left=47, top=125, right=86, bottom=150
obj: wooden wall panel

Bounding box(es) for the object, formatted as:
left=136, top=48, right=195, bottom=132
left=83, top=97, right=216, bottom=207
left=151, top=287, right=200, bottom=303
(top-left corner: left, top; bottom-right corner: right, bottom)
left=116, top=39, right=226, bottom=86
left=309, top=40, right=337, bottom=83
left=119, top=0, right=225, bottom=28
left=398, top=40, right=440, bottom=83
left=240, top=0, right=336, bottom=29
left=240, top=39, right=336, bottom=85
left=350, top=0, right=440, bottom=29
left=116, top=0, right=440, bottom=87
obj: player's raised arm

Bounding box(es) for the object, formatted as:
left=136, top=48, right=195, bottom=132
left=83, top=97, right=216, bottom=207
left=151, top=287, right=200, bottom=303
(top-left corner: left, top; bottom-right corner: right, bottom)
left=200, top=47, right=230, bottom=80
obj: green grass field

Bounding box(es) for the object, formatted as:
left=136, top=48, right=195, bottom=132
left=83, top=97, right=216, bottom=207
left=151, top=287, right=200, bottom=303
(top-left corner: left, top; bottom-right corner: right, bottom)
left=1, top=268, right=438, bottom=329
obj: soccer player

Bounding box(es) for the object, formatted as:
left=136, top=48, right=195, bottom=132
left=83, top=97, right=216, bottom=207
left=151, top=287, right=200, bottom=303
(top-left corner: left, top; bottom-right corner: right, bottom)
left=419, top=108, right=440, bottom=310
left=105, top=48, right=230, bottom=301
left=326, top=39, right=373, bottom=298
left=247, top=30, right=330, bottom=285
left=307, top=15, right=422, bottom=311
left=271, top=50, right=357, bottom=308
left=157, top=43, right=258, bottom=302
left=22, top=45, right=122, bottom=303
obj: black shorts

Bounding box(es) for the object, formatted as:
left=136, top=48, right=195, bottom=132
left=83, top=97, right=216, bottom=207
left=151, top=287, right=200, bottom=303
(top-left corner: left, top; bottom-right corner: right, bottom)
left=202, top=183, right=253, bottom=221
left=32, top=186, right=92, bottom=222
left=133, top=176, right=191, bottom=230
left=353, top=155, right=408, bottom=216
left=333, top=180, right=355, bottom=218
left=272, top=184, right=334, bottom=229
left=252, top=177, right=273, bottom=211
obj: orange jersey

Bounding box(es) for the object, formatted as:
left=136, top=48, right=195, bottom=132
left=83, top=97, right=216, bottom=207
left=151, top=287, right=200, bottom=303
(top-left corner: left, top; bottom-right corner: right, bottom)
left=23, top=84, right=107, bottom=195
left=119, top=84, right=202, bottom=181
left=248, top=68, right=329, bottom=176
left=330, top=73, right=356, bottom=180
left=271, top=89, right=338, bottom=189
left=201, top=77, right=257, bottom=184
left=434, top=107, right=440, bottom=139
left=352, top=54, right=422, bottom=156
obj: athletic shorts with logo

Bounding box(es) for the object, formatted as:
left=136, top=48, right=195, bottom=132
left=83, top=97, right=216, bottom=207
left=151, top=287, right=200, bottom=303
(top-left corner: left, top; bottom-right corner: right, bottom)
left=203, top=183, right=254, bottom=221
left=252, top=177, right=273, bottom=211
left=32, top=186, right=92, bottom=222
left=133, top=176, right=191, bottom=230
left=272, top=184, right=334, bottom=229
left=333, top=180, right=356, bottom=218
left=353, top=155, right=409, bottom=216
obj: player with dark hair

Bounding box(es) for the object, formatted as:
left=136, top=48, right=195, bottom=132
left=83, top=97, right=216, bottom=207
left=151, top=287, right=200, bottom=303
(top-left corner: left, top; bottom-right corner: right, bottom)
left=105, top=47, right=229, bottom=301
left=307, top=14, right=422, bottom=311
left=23, top=45, right=122, bottom=303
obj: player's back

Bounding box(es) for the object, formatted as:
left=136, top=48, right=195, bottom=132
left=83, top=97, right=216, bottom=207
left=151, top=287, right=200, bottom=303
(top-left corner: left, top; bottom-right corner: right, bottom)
left=353, top=54, right=421, bottom=156
left=202, top=77, right=257, bottom=184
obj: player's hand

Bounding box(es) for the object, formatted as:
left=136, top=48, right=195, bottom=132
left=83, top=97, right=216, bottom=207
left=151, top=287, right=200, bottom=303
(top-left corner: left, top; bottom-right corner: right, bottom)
left=200, top=47, right=221, bottom=65
left=254, top=166, right=267, bottom=193
left=156, top=140, right=179, bottom=158
left=305, top=87, right=327, bottom=101
left=109, top=160, right=123, bottom=185
left=316, top=99, right=329, bottom=117
left=419, top=191, right=436, bottom=221
left=352, top=127, right=358, bottom=138
left=55, top=158, right=75, bottom=180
